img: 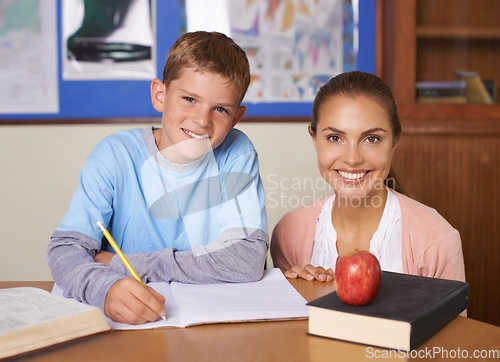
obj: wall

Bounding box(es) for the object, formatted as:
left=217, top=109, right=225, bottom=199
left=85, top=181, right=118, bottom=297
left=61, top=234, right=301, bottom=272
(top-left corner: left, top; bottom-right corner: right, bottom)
left=0, top=122, right=332, bottom=281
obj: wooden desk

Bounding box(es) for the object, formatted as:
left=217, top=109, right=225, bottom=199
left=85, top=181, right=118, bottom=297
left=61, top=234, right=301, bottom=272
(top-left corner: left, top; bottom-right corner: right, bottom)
left=2, top=280, right=499, bottom=362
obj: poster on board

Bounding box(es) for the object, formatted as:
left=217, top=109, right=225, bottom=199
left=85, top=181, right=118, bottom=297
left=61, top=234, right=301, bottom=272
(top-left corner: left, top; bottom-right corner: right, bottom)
left=183, top=0, right=357, bottom=103
left=62, top=0, right=156, bottom=80
left=0, top=0, right=59, bottom=114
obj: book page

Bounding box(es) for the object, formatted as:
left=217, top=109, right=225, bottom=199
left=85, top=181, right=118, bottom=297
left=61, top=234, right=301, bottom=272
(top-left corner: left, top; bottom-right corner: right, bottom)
left=0, top=287, right=99, bottom=334
left=106, top=268, right=309, bottom=330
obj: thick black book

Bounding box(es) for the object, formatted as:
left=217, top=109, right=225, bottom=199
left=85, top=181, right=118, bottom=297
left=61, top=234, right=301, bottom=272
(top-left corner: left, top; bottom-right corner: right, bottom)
left=307, top=271, right=468, bottom=351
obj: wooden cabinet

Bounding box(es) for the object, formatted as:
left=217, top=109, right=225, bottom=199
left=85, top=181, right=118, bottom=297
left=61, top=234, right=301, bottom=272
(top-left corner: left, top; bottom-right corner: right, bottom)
left=377, top=0, right=500, bottom=124
left=377, top=0, right=500, bottom=326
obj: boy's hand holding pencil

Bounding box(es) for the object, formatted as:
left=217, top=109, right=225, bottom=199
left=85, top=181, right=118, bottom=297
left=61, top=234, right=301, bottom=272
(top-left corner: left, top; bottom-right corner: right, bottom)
left=97, top=222, right=167, bottom=325
left=104, top=278, right=166, bottom=325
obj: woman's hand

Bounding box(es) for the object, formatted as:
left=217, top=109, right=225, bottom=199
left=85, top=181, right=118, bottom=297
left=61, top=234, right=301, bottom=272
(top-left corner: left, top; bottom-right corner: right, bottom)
left=104, top=278, right=166, bottom=324
left=284, top=264, right=334, bottom=282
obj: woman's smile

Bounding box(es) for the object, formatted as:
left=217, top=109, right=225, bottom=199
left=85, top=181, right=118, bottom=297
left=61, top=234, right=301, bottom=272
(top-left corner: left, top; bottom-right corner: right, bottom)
left=311, top=95, right=397, bottom=204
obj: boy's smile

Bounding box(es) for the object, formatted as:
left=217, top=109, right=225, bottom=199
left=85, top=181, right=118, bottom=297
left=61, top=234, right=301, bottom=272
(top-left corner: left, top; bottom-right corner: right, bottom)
left=151, top=68, right=246, bottom=164
left=182, top=128, right=209, bottom=140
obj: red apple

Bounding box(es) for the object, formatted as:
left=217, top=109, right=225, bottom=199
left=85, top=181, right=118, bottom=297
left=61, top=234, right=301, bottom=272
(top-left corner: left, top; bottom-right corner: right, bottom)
left=335, top=249, right=381, bottom=306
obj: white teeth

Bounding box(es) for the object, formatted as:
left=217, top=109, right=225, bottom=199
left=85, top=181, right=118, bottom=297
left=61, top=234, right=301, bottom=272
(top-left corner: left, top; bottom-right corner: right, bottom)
left=183, top=129, right=209, bottom=140
left=338, top=171, right=366, bottom=180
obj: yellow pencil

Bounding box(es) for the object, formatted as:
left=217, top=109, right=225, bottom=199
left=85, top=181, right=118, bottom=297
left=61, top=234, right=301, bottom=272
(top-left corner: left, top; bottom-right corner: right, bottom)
left=97, top=221, right=166, bottom=321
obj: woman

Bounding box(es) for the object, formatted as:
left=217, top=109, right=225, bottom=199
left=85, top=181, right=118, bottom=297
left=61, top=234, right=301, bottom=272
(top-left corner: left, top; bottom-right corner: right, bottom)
left=271, top=71, right=466, bottom=284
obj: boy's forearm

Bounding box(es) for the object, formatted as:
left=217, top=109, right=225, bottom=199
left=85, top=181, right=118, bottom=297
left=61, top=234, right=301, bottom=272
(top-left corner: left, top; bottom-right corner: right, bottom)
left=108, top=229, right=269, bottom=284
left=47, top=231, right=125, bottom=311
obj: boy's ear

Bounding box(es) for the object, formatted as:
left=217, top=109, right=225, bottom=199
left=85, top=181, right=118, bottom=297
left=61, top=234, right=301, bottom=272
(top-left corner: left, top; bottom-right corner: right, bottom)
left=231, top=105, right=246, bottom=127
left=151, top=78, right=165, bottom=112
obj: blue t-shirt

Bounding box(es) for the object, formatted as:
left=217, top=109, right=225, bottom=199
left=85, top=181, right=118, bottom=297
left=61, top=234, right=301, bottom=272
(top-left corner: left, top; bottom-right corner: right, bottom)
left=57, top=127, right=268, bottom=253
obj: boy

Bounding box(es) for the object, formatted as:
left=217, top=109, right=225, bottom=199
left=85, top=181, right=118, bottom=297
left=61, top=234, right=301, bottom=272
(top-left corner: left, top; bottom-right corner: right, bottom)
left=47, top=32, right=268, bottom=324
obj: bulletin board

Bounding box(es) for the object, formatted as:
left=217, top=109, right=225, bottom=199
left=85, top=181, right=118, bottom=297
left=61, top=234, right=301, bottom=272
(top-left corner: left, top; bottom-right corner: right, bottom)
left=0, top=0, right=376, bottom=123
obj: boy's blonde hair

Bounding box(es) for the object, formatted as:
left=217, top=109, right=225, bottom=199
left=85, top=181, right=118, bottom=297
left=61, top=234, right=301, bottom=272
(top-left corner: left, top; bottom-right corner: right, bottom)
left=163, top=31, right=250, bottom=105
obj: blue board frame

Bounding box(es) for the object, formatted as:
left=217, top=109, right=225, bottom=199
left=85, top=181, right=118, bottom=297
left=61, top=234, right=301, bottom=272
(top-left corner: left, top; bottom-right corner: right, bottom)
left=0, top=0, right=376, bottom=121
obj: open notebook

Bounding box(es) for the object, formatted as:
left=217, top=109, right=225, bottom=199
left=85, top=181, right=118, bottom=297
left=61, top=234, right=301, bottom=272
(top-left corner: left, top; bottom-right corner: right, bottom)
left=53, top=268, right=309, bottom=330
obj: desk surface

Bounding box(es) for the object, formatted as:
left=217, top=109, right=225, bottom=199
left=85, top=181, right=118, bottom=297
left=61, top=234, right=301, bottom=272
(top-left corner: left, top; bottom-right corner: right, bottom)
left=2, top=280, right=499, bottom=362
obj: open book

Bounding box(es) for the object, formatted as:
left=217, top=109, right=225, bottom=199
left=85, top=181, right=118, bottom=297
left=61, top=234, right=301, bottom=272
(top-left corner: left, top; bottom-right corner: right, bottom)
left=0, top=287, right=111, bottom=359
left=53, top=268, right=309, bottom=330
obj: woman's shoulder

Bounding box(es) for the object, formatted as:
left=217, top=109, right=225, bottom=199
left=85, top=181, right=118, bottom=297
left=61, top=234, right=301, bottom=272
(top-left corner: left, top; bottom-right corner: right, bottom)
left=393, top=190, right=457, bottom=234
left=392, top=191, right=465, bottom=283
left=272, top=197, right=329, bottom=243
left=277, top=197, right=328, bottom=226
left=271, top=197, right=330, bottom=270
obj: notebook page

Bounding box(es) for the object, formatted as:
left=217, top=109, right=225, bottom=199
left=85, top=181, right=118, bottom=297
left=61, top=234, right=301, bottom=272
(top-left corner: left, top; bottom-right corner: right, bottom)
left=172, top=268, right=308, bottom=326
left=106, top=282, right=183, bottom=330
left=53, top=268, right=309, bottom=330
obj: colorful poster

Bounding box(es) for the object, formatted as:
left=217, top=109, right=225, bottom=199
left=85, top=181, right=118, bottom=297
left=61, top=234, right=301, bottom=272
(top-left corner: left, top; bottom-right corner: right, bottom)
left=183, top=0, right=357, bottom=102
left=0, top=0, right=58, bottom=114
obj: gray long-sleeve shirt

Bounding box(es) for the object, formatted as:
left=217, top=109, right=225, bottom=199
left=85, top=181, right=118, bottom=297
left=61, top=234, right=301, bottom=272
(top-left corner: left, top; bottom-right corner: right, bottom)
left=48, top=228, right=268, bottom=311
left=47, top=127, right=269, bottom=312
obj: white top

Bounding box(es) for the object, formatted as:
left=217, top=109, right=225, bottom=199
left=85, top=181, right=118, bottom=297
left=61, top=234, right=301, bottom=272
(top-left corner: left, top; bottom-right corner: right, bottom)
left=310, top=188, right=403, bottom=273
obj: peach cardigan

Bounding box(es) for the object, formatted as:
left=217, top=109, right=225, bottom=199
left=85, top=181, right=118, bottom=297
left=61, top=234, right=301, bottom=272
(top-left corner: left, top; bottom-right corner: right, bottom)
left=271, top=191, right=466, bottom=283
